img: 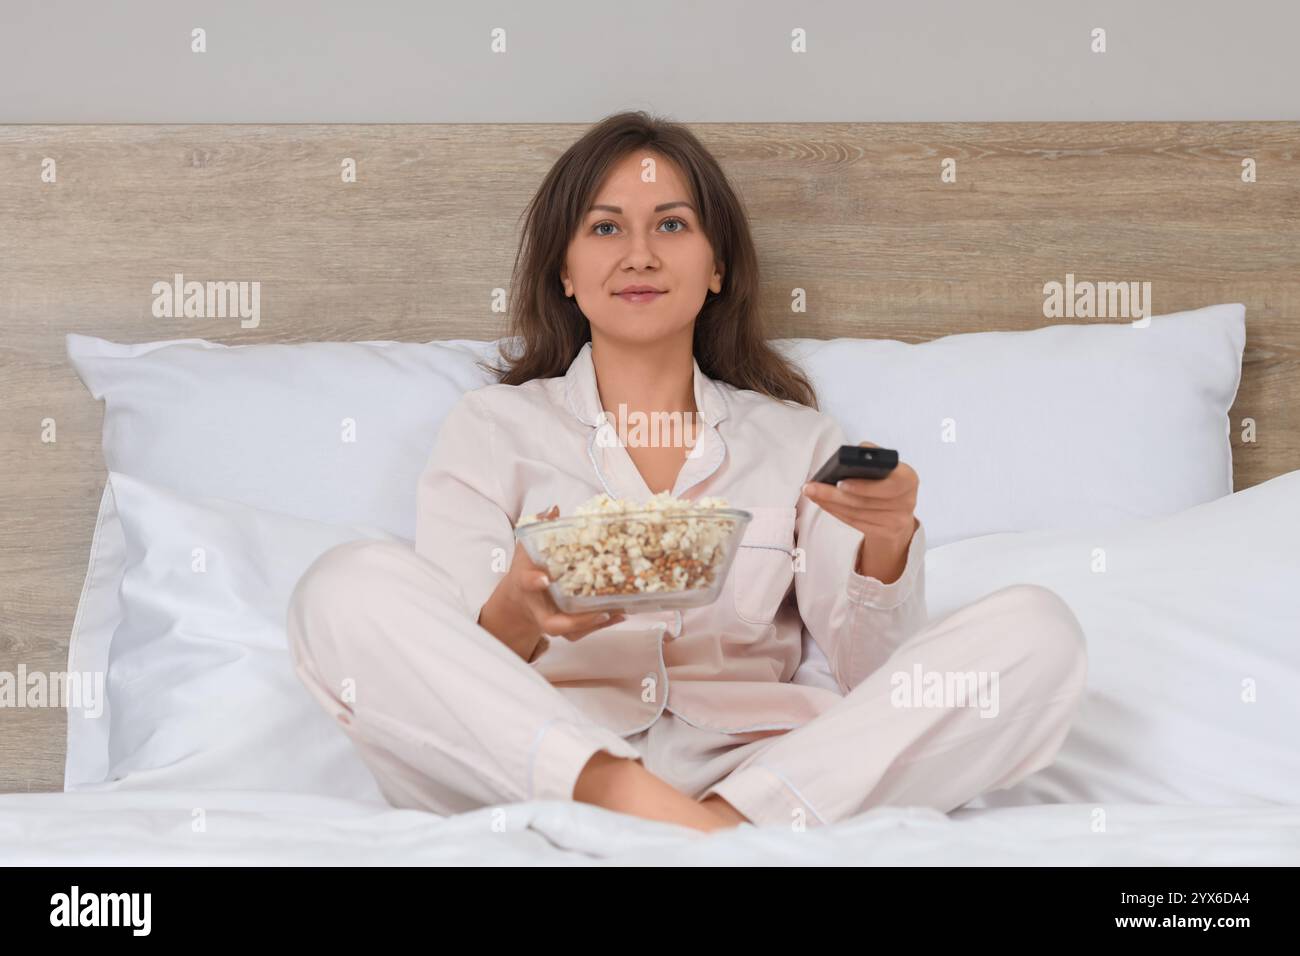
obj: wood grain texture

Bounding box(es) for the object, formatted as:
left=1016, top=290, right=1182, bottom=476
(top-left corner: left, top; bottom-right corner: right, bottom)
left=2, top=122, right=1297, bottom=792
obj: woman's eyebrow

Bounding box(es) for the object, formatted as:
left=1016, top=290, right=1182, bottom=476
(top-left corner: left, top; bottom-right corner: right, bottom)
left=587, top=201, right=696, bottom=215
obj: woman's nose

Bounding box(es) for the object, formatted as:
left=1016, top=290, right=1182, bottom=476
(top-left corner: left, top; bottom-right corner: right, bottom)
left=621, top=233, right=658, bottom=267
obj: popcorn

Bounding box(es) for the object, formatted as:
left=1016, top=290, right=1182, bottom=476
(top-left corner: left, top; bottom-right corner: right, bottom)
left=515, top=492, right=738, bottom=600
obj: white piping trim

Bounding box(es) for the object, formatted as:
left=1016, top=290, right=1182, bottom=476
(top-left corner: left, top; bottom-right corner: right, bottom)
left=586, top=428, right=620, bottom=499
left=737, top=543, right=793, bottom=554
left=612, top=624, right=673, bottom=737
left=753, top=762, right=830, bottom=827
left=665, top=706, right=804, bottom=736
left=525, top=716, right=564, bottom=802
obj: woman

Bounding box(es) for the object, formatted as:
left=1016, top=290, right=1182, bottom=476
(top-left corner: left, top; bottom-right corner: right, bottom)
left=287, top=111, right=1087, bottom=834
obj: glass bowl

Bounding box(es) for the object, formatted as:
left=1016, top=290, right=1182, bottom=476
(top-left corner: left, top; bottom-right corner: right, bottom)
left=514, top=507, right=752, bottom=614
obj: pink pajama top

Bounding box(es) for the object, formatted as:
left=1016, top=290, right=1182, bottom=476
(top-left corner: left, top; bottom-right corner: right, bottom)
left=415, top=341, right=929, bottom=737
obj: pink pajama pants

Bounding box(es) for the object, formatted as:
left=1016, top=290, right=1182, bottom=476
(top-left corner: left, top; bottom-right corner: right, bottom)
left=286, top=539, right=1087, bottom=830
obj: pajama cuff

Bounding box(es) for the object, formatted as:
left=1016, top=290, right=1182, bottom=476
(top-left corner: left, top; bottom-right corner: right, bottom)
left=702, top=764, right=828, bottom=830
left=846, top=518, right=926, bottom=610
left=527, top=717, right=643, bottom=803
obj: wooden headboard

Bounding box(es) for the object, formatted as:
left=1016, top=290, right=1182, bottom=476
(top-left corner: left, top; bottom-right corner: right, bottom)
left=2, top=122, right=1298, bottom=792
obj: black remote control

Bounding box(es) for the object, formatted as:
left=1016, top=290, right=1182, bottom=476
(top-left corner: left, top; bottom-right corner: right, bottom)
left=810, top=444, right=898, bottom=485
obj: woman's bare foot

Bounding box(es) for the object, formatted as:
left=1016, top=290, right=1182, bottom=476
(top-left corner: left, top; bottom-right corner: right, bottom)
left=573, top=751, right=746, bottom=832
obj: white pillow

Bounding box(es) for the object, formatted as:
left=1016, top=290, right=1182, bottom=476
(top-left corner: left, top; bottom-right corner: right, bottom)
left=776, top=302, right=1246, bottom=548
left=936, top=468, right=1300, bottom=807
left=64, top=334, right=504, bottom=788
left=76, top=471, right=392, bottom=801
left=66, top=334, right=505, bottom=535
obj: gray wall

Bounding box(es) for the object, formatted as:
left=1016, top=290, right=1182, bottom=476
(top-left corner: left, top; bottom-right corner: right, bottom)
left=1, top=0, right=1296, bottom=122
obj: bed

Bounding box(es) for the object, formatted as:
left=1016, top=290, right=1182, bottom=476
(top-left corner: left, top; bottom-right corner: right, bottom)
left=1, top=122, right=1298, bottom=865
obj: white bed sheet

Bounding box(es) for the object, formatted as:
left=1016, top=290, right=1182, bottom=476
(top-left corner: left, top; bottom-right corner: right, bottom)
left=2, top=790, right=1297, bottom=865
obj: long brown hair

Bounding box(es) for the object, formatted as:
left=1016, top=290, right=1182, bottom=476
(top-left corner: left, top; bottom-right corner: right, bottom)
left=480, top=110, right=819, bottom=410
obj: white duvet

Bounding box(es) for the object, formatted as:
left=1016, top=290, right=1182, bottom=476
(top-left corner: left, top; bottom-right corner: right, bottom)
left=2, top=790, right=1297, bottom=865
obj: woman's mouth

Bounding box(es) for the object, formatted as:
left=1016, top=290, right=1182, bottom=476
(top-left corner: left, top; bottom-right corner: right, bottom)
left=615, top=290, right=666, bottom=304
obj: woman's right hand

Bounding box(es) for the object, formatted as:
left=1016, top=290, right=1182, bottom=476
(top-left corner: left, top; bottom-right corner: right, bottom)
left=477, top=504, right=627, bottom=660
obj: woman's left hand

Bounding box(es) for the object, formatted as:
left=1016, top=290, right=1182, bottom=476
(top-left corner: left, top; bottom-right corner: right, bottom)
left=800, top=442, right=920, bottom=585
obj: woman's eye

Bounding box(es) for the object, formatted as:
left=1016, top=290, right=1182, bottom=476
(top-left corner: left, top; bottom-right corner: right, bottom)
left=591, top=217, right=688, bottom=236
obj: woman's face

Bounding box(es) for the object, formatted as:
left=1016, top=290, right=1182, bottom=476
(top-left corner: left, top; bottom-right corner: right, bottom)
left=561, top=151, right=723, bottom=347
